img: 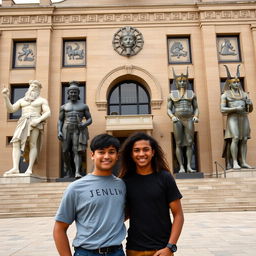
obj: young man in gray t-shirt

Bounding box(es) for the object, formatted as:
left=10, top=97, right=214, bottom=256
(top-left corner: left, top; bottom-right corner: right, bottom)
left=53, top=134, right=126, bottom=256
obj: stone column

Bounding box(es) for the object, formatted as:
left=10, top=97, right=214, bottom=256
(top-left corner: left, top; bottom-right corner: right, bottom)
left=35, top=29, right=52, bottom=178
left=200, top=25, right=225, bottom=171
left=251, top=24, right=256, bottom=67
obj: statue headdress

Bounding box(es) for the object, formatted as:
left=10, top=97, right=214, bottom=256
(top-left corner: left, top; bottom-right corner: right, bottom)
left=223, top=64, right=242, bottom=92
left=67, top=81, right=80, bottom=100
left=171, top=67, right=189, bottom=90
left=120, top=26, right=136, bottom=41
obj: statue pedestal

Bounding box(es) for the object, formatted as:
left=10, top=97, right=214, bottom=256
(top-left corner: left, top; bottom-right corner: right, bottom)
left=55, top=177, right=76, bottom=182
left=220, top=168, right=256, bottom=178
left=0, top=173, right=47, bottom=184
left=175, top=172, right=204, bottom=179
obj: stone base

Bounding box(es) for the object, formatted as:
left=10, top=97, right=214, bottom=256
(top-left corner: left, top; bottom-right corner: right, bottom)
left=55, top=177, right=76, bottom=182
left=0, top=174, right=47, bottom=184
left=220, top=168, right=256, bottom=178
left=175, top=172, right=204, bottom=179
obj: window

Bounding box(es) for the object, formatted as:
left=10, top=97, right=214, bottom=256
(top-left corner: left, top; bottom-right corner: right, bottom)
left=108, top=81, right=150, bottom=115
left=10, top=85, right=29, bottom=119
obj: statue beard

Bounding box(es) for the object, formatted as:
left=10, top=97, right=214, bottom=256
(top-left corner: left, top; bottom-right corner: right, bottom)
left=24, top=90, right=40, bottom=102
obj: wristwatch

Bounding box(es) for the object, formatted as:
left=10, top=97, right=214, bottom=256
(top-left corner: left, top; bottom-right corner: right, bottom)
left=166, top=243, right=177, bottom=253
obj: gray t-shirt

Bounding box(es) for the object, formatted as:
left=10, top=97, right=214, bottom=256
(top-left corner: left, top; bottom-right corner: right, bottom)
left=55, top=174, right=126, bottom=249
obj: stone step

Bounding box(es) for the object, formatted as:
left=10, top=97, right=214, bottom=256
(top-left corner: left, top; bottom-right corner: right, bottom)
left=183, top=205, right=256, bottom=213
left=0, top=177, right=255, bottom=218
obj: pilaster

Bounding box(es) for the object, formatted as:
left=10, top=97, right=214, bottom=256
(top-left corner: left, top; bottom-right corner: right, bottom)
left=200, top=25, right=225, bottom=170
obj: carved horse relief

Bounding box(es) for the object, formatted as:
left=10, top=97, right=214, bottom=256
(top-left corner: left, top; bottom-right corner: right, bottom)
left=65, top=42, right=84, bottom=60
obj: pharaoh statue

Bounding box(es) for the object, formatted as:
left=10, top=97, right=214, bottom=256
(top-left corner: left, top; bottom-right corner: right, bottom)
left=58, top=81, right=92, bottom=179
left=167, top=67, right=199, bottom=173
left=221, top=65, right=253, bottom=169
left=1, top=80, right=51, bottom=176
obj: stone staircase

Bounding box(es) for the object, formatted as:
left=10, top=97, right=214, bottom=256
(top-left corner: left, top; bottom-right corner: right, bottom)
left=177, top=177, right=256, bottom=212
left=0, top=178, right=256, bottom=218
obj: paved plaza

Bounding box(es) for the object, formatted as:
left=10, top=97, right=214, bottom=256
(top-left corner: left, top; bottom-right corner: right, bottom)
left=1, top=211, right=256, bottom=256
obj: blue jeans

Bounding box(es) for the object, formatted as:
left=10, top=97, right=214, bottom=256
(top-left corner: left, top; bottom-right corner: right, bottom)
left=74, top=247, right=125, bottom=256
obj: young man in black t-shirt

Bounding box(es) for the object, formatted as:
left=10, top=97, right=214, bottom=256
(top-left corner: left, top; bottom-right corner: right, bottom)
left=119, top=132, right=184, bottom=256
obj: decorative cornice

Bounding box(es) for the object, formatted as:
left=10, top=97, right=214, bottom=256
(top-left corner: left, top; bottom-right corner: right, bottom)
left=200, top=10, right=255, bottom=21
left=52, top=12, right=200, bottom=24
left=151, top=99, right=163, bottom=110
left=1, top=7, right=256, bottom=27
left=1, top=15, right=51, bottom=25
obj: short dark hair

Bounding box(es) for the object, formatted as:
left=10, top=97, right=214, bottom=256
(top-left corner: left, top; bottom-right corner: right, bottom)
left=90, top=134, right=120, bottom=152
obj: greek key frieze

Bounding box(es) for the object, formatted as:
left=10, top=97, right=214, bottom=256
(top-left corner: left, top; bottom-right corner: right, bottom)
left=53, top=15, right=64, bottom=23
left=87, top=14, right=97, bottom=22
left=71, top=15, right=82, bottom=23
left=201, top=10, right=254, bottom=20
left=1, top=9, right=255, bottom=27
left=35, top=15, right=49, bottom=23
left=154, top=13, right=165, bottom=21
left=2, top=16, right=11, bottom=24
left=121, top=14, right=133, bottom=22
left=138, top=13, right=150, bottom=22
left=0, top=15, right=50, bottom=25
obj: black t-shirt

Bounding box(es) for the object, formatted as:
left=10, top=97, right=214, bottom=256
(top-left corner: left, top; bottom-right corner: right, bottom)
left=124, top=170, right=182, bottom=251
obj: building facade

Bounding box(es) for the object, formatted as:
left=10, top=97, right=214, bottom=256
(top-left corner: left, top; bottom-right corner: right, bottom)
left=1, top=0, right=256, bottom=179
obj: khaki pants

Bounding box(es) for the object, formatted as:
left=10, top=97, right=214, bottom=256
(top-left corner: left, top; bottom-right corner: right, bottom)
left=126, top=250, right=157, bottom=256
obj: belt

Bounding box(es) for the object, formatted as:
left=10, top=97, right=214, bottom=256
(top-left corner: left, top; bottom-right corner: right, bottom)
left=76, top=245, right=122, bottom=254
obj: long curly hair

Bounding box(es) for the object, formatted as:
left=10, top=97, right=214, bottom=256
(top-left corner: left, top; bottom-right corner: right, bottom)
left=119, top=132, right=170, bottom=178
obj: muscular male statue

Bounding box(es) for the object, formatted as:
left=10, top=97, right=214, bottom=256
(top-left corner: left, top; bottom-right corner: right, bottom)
left=58, top=81, right=92, bottom=178
left=2, top=80, right=51, bottom=176
left=221, top=65, right=253, bottom=169
left=167, top=68, right=199, bottom=173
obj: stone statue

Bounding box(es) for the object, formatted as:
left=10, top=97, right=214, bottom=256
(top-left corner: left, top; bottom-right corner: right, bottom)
left=2, top=80, right=51, bottom=176
left=58, top=81, right=92, bottom=178
left=221, top=65, right=253, bottom=169
left=167, top=67, right=199, bottom=173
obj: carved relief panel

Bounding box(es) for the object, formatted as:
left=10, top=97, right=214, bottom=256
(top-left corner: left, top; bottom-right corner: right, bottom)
left=167, top=37, right=192, bottom=64
left=113, top=26, right=144, bottom=57
left=63, top=40, right=86, bottom=67
left=13, top=41, right=36, bottom=68
left=217, top=35, right=241, bottom=62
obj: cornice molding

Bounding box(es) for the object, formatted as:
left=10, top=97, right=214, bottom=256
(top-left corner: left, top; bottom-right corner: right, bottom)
left=1, top=15, right=51, bottom=25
